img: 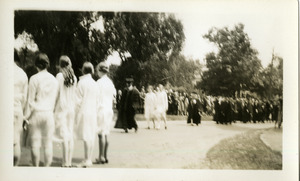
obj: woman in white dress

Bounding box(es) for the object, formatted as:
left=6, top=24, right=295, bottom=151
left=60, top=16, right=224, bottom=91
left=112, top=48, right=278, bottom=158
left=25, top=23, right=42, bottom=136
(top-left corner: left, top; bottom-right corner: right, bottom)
left=155, top=84, right=168, bottom=129
left=54, top=55, right=77, bottom=167
left=24, top=53, right=58, bottom=167
left=144, top=85, right=157, bottom=129
left=95, top=61, right=116, bottom=164
left=75, top=62, right=98, bottom=167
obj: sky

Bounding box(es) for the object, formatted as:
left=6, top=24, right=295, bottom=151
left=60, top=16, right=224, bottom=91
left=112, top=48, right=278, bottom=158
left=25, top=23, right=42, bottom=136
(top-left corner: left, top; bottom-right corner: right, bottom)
left=100, top=1, right=295, bottom=67
left=174, top=1, right=293, bottom=68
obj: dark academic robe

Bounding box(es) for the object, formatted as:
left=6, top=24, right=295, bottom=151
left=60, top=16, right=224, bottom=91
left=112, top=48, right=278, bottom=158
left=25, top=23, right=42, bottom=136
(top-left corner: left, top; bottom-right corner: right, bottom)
left=213, top=100, right=220, bottom=123
left=187, top=98, right=201, bottom=125
left=115, top=87, right=140, bottom=130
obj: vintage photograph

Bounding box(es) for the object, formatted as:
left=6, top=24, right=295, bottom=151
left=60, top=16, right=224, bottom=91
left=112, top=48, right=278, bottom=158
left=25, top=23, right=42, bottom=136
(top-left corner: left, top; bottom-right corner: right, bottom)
left=1, top=0, right=298, bottom=180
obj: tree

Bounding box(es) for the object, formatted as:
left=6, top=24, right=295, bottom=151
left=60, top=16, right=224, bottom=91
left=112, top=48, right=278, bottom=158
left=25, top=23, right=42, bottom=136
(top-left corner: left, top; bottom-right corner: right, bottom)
left=102, top=12, right=186, bottom=88
left=200, top=23, right=262, bottom=97
left=14, top=11, right=110, bottom=76
left=102, top=12, right=185, bottom=63
left=257, top=53, right=283, bottom=99
left=15, top=11, right=185, bottom=87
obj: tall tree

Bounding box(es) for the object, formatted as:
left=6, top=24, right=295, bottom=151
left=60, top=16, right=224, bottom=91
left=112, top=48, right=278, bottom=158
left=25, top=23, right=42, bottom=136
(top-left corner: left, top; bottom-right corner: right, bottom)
left=257, top=53, right=283, bottom=99
left=200, top=23, right=262, bottom=96
left=102, top=12, right=185, bottom=63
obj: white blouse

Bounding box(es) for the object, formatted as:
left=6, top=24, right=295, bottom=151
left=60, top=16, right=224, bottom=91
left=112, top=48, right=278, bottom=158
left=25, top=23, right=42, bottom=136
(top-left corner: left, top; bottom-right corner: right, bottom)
left=25, top=70, right=58, bottom=119
left=55, top=72, right=77, bottom=112
left=75, top=74, right=98, bottom=114
left=144, top=91, right=157, bottom=119
left=96, top=74, right=116, bottom=110
left=14, top=63, right=28, bottom=115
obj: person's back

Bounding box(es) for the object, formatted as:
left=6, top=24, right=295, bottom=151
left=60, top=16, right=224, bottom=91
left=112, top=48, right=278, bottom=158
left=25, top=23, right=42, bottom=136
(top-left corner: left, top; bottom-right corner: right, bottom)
left=14, top=63, right=28, bottom=114
left=28, top=70, right=58, bottom=112
left=13, top=61, right=28, bottom=166
left=75, top=62, right=98, bottom=167
left=97, top=75, right=116, bottom=110
left=156, top=90, right=168, bottom=111
left=24, top=52, right=58, bottom=167
left=76, top=73, right=98, bottom=114
left=55, top=72, right=77, bottom=111
left=145, top=91, right=157, bottom=119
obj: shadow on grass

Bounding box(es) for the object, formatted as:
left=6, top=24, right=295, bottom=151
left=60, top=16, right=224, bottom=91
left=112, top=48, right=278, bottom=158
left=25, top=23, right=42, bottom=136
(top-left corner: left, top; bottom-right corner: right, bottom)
left=201, top=130, right=282, bottom=170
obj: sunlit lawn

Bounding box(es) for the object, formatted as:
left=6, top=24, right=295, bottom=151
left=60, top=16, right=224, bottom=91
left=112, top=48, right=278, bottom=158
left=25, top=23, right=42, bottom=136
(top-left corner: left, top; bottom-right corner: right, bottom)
left=203, top=130, right=282, bottom=170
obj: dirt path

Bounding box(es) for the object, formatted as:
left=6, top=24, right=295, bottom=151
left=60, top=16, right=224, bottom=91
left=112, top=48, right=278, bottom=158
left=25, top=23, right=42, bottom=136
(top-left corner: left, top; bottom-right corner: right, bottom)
left=19, top=118, right=278, bottom=168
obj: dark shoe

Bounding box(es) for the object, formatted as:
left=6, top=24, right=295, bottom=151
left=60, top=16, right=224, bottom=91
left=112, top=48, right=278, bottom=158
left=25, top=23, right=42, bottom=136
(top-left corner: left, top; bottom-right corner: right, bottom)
left=95, top=159, right=106, bottom=164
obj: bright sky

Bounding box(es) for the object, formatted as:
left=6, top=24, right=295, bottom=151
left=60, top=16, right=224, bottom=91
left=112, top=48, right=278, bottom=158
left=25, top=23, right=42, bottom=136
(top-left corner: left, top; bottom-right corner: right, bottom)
left=92, top=1, right=295, bottom=67
left=173, top=1, right=295, bottom=68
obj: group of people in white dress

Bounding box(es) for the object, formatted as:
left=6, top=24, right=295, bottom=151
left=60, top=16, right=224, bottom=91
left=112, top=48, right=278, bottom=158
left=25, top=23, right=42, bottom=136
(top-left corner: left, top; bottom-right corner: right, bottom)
left=144, top=84, right=169, bottom=130
left=14, top=51, right=116, bottom=167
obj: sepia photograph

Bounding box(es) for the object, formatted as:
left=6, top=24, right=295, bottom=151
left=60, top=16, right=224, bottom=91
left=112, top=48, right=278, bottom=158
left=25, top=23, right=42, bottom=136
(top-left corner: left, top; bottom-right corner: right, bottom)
left=0, top=0, right=298, bottom=180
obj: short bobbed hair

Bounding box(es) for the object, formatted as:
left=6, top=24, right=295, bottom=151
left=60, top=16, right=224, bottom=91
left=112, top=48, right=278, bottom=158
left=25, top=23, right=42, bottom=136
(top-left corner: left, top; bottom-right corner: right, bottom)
left=82, top=62, right=94, bottom=75
left=35, top=53, right=50, bottom=70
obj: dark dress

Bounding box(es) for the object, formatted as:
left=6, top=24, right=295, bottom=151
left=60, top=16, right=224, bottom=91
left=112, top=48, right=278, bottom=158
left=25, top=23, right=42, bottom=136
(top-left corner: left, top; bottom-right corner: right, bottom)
left=187, top=98, right=201, bottom=125
left=115, top=87, right=140, bottom=131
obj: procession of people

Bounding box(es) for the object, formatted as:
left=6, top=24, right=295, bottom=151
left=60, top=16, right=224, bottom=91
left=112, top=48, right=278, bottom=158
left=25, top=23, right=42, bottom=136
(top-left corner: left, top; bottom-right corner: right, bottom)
left=14, top=50, right=283, bottom=168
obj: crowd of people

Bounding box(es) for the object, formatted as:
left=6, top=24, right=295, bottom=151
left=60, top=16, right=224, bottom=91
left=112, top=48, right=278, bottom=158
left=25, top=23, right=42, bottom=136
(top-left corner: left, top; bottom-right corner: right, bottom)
left=117, top=86, right=283, bottom=128
left=212, top=97, right=283, bottom=127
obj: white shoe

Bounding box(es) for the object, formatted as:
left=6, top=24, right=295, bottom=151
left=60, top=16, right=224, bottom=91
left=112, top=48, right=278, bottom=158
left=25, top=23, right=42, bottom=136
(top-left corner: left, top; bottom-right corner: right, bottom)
left=78, top=160, right=93, bottom=168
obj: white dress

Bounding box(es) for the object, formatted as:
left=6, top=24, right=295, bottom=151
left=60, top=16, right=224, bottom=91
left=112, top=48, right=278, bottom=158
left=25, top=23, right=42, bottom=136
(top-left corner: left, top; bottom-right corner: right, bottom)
left=155, top=90, right=168, bottom=116
left=74, top=74, right=98, bottom=142
left=96, top=75, right=116, bottom=135
left=144, top=91, right=157, bottom=120
left=54, top=73, right=77, bottom=142
left=14, top=63, right=28, bottom=144
left=24, top=69, right=58, bottom=147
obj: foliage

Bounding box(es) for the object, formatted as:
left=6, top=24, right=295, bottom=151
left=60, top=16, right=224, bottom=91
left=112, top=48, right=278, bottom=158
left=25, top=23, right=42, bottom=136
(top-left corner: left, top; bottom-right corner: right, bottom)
left=15, top=11, right=188, bottom=89
left=257, top=54, right=283, bottom=98
left=15, top=11, right=110, bottom=76
left=102, top=12, right=185, bottom=63
left=200, top=23, right=262, bottom=97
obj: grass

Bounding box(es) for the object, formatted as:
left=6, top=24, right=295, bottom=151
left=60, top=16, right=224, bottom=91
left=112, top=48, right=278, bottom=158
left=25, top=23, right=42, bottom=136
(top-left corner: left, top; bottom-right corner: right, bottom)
left=203, top=130, right=282, bottom=170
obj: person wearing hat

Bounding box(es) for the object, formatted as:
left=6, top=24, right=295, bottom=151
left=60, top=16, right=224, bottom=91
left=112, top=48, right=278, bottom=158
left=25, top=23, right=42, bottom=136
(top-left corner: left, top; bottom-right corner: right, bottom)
left=13, top=50, right=28, bottom=166
left=114, top=76, right=139, bottom=133
left=53, top=55, right=77, bottom=167
left=24, top=53, right=58, bottom=167
left=95, top=61, right=116, bottom=164
left=186, top=91, right=202, bottom=126
left=74, top=62, right=98, bottom=167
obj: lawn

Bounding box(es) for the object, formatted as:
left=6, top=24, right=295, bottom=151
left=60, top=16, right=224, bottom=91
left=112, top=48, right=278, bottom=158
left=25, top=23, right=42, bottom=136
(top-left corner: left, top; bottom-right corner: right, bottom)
left=202, top=130, right=282, bottom=170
